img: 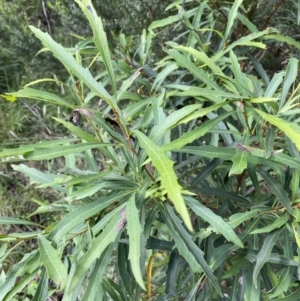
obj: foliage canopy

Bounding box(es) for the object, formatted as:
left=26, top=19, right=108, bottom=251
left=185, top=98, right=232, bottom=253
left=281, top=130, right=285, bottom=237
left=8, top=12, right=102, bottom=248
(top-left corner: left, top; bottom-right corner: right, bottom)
left=1, top=0, right=300, bottom=300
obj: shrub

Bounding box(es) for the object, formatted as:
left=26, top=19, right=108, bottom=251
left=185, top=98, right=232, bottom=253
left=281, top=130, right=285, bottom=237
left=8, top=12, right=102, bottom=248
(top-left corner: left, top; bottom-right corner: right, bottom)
left=1, top=0, right=300, bottom=300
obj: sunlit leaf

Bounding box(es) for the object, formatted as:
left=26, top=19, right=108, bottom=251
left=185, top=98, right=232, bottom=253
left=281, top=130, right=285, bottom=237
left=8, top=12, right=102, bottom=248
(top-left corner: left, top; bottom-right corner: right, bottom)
left=134, top=130, right=193, bottom=231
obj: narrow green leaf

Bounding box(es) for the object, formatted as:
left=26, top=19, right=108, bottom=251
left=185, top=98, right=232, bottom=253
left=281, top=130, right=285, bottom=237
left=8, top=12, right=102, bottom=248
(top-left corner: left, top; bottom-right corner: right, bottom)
left=24, top=143, right=113, bottom=160
left=134, top=130, right=193, bottom=231
left=171, top=86, right=242, bottom=100
left=264, top=72, right=285, bottom=97
left=48, top=191, right=132, bottom=242
left=0, top=251, right=39, bottom=300
left=151, top=104, right=200, bottom=140
left=174, top=46, right=225, bottom=75
left=253, top=229, right=282, bottom=288
left=164, top=112, right=233, bottom=151
left=159, top=203, right=222, bottom=296
left=274, top=287, right=300, bottom=301
left=166, top=49, right=220, bottom=89
left=8, top=87, right=74, bottom=108
left=186, top=197, right=243, bottom=248
left=266, top=228, right=294, bottom=299
left=151, top=63, right=178, bottom=91
left=265, top=34, right=300, bottom=50
left=224, top=0, right=243, bottom=41
left=292, top=169, right=300, bottom=202
left=175, top=102, right=233, bottom=125
left=65, top=182, right=107, bottom=201
left=12, top=164, right=66, bottom=193
left=176, top=145, right=300, bottom=170
left=53, top=117, right=98, bottom=142
left=117, top=68, right=142, bottom=101
left=213, top=28, right=274, bottom=62
left=3, top=272, right=37, bottom=301
left=258, top=169, right=293, bottom=215
left=228, top=211, right=259, bottom=228
left=126, top=195, right=145, bottom=290
left=0, top=216, right=39, bottom=226
left=29, top=26, right=114, bottom=106
left=76, top=0, right=116, bottom=95
left=68, top=209, right=124, bottom=293
left=191, top=158, right=222, bottom=188
left=265, top=126, right=276, bottom=158
left=244, top=264, right=260, bottom=301
left=148, top=15, right=179, bottom=34
left=81, top=240, right=119, bottom=301
left=280, top=58, right=298, bottom=109
left=258, top=109, right=300, bottom=152
left=250, top=97, right=278, bottom=103
left=251, top=214, right=289, bottom=234
left=32, top=268, right=48, bottom=301
left=38, top=234, right=68, bottom=289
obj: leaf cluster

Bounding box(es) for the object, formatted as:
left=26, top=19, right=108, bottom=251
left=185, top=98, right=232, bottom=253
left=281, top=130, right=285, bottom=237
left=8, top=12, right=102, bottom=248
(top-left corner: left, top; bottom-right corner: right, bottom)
left=1, top=0, right=300, bottom=300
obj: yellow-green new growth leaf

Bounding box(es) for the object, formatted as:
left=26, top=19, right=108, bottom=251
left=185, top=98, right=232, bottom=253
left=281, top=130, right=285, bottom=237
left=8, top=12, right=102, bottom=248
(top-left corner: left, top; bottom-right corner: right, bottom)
left=134, top=130, right=193, bottom=231
left=38, top=234, right=68, bottom=289
left=255, top=109, right=300, bottom=151
left=126, top=195, right=146, bottom=290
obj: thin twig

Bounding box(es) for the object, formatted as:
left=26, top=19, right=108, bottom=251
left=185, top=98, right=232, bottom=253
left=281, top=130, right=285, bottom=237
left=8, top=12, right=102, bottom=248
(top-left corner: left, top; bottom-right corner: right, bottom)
left=42, top=0, right=52, bottom=35
left=261, top=0, right=286, bottom=30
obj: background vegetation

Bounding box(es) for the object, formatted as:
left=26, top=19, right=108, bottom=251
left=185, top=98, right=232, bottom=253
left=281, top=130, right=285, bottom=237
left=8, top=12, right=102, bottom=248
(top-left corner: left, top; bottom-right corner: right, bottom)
left=1, top=0, right=300, bottom=300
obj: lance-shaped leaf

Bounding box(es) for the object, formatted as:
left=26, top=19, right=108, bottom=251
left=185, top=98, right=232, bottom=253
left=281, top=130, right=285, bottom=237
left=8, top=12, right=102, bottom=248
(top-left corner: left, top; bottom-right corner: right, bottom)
left=258, top=169, right=293, bottom=215
left=75, top=0, right=116, bottom=96
left=252, top=229, right=282, bottom=288
left=164, top=112, right=232, bottom=152
left=48, top=191, right=132, bottom=242
left=0, top=216, right=39, bottom=227
left=166, top=49, right=220, bottom=90
left=24, top=143, right=114, bottom=161
left=32, top=268, right=48, bottom=301
left=255, top=109, right=300, bottom=151
left=68, top=209, right=126, bottom=293
left=126, top=195, right=145, bottom=290
left=280, top=58, right=298, bottom=109
left=134, top=130, right=193, bottom=231
left=38, top=234, right=68, bottom=289
left=12, top=164, right=66, bottom=193
left=224, top=0, right=243, bottom=41
left=8, top=87, right=73, bottom=108
left=251, top=214, right=289, bottom=234
left=185, top=197, right=243, bottom=248
left=29, top=26, right=114, bottom=107
left=158, top=203, right=222, bottom=296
